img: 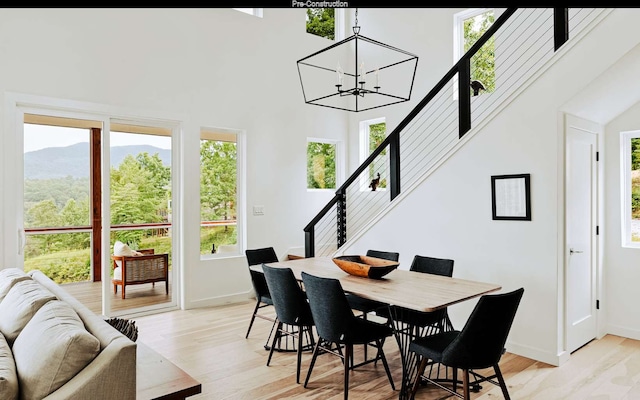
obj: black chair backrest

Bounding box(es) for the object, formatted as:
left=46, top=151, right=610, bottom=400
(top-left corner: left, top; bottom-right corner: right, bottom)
left=301, top=271, right=354, bottom=342
left=410, top=255, right=454, bottom=277
left=246, top=247, right=278, bottom=266
left=366, top=249, right=400, bottom=262
left=442, top=287, right=524, bottom=369
left=262, top=265, right=313, bottom=326
left=245, top=247, right=279, bottom=298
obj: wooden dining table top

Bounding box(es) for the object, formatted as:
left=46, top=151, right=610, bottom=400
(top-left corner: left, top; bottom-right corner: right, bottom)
left=252, top=256, right=502, bottom=313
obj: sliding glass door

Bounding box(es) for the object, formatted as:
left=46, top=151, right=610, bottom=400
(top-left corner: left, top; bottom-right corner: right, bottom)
left=20, top=111, right=177, bottom=317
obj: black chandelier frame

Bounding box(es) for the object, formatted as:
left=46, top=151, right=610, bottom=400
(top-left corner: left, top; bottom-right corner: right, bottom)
left=297, top=12, right=419, bottom=113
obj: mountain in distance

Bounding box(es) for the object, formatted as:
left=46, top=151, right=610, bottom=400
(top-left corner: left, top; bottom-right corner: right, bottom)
left=24, top=142, right=171, bottom=179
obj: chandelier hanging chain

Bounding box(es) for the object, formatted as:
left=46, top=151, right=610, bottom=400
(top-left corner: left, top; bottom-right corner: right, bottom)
left=353, top=8, right=360, bottom=35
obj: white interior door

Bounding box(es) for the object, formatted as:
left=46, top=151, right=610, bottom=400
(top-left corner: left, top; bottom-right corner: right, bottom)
left=566, top=117, right=598, bottom=354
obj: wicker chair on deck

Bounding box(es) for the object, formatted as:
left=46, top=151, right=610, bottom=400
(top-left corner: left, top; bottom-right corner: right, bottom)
left=111, top=249, right=169, bottom=299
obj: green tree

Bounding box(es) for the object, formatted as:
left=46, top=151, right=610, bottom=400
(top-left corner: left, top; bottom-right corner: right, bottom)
left=307, top=142, right=336, bottom=189
left=200, top=141, right=237, bottom=222
left=306, top=8, right=335, bottom=40
left=110, top=154, right=169, bottom=245
left=59, top=198, right=91, bottom=249
left=465, top=10, right=495, bottom=94
left=26, top=199, right=62, bottom=253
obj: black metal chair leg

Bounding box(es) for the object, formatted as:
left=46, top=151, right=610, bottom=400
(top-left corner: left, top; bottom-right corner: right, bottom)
left=494, top=364, right=511, bottom=400
left=296, top=327, right=304, bottom=384
left=266, top=322, right=282, bottom=366
left=245, top=300, right=260, bottom=338
left=263, top=318, right=278, bottom=350
left=344, top=344, right=351, bottom=400
left=304, top=340, right=322, bottom=387
left=376, top=339, right=395, bottom=390
left=452, top=366, right=458, bottom=393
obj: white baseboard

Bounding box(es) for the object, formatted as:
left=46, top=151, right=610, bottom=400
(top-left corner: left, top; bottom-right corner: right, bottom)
left=506, top=340, right=564, bottom=367
left=606, top=324, right=640, bottom=341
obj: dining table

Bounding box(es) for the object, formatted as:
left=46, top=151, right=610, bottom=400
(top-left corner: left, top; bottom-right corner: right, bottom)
left=250, top=256, right=502, bottom=400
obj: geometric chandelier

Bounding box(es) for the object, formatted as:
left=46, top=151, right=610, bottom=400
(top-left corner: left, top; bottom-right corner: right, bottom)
left=297, top=9, right=419, bottom=112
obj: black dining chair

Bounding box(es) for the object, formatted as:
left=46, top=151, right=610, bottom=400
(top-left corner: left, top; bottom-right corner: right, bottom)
left=244, top=247, right=279, bottom=342
left=378, top=255, right=455, bottom=337
left=344, top=249, right=399, bottom=360
left=301, top=271, right=395, bottom=400
left=408, top=287, right=525, bottom=400
left=262, top=264, right=316, bottom=384
left=345, top=249, right=399, bottom=319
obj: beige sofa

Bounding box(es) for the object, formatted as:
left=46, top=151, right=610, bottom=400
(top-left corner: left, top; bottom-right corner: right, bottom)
left=0, top=268, right=136, bottom=400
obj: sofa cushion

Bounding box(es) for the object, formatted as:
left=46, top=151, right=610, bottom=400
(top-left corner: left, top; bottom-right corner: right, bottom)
left=0, top=332, right=18, bottom=400
left=0, top=280, right=57, bottom=345
left=0, top=268, right=31, bottom=304
left=12, top=300, right=101, bottom=400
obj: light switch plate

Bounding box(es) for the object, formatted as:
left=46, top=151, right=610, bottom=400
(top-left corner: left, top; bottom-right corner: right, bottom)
left=253, top=205, right=265, bottom=216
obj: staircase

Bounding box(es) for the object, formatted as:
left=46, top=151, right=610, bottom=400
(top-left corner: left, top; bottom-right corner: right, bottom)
left=303, top=8, right=611, bottom=258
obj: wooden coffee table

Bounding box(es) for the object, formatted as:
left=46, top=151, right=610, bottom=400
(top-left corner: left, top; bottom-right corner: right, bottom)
left=137, top=341, right=202, bottom=400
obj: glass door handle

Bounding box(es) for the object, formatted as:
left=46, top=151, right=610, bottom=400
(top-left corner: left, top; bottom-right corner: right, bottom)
left=569, top=248, right=583, bottom=254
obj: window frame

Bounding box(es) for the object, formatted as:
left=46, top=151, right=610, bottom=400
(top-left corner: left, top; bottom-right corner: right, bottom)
left=305, top=8, right=345, bottom=41
left=452, top=8, right=494, bottom=101
left=199, top=127, right=244, bottom=259
left=621, top=129, right=640, bottom=248
left=359, top=117, right=386, bottom=192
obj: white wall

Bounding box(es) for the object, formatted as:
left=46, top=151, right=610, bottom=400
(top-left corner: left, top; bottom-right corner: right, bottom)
left=341, top=8, right=640, bottom=365
left=0, top=8, right=347, bottom=309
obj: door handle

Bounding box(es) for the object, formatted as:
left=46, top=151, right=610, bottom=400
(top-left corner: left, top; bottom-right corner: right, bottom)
left=569, top=248, right=583, bottom=254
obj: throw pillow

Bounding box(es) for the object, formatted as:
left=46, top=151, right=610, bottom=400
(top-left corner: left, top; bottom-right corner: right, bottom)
left=113, top=241, right=143, bottom=268
left=12, top=300, right=100, bottom=400
left=0, top=268, right=31, bottom=304
left=0, top=280, right=57, bottom=345
left=0, top=332, right=18, bottom=400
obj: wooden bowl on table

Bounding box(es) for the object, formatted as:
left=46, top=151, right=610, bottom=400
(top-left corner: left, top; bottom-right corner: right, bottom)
left=332, top=255, right=400, bottom=279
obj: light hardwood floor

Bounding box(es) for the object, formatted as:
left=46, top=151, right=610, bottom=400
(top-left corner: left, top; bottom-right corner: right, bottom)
left=133, top=301, right=640, bottom=400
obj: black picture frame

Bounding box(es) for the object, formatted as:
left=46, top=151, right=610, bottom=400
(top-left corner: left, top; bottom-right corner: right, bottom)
left=491, top=173, right=531, bottom=221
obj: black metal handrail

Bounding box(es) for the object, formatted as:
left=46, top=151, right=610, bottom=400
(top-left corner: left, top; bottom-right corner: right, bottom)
left=304, top=8, right=573, bottom=258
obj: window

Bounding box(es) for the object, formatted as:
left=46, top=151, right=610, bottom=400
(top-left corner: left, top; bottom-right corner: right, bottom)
left=306, top=8, right=344, bottom=40
left=233, top=8, right=263, bottom=18
left=23, top=121, right=93, bottom=283
left=307, top=139, right=337, bottom=190
left=359, top=118, right=387, bottom=191
left=200, top=129, right=239, bottom=256
left=453, top=9, right=495, bottom=98
left=621, top=130, right=640, bottom=246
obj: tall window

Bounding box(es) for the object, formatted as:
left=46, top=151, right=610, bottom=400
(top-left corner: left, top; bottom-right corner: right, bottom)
left=359, top=118, right=387, bottom=191
left=307, top=139, right=337, bottom=190
left=454, top=9, right=496, bottom=97
left=200, top=129, right=238, bottom=256
left=621, top=130, right=640, bottom=246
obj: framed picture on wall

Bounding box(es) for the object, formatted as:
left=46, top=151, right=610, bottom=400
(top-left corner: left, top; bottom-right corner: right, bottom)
left=491, top=173, right=531, bottom=221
